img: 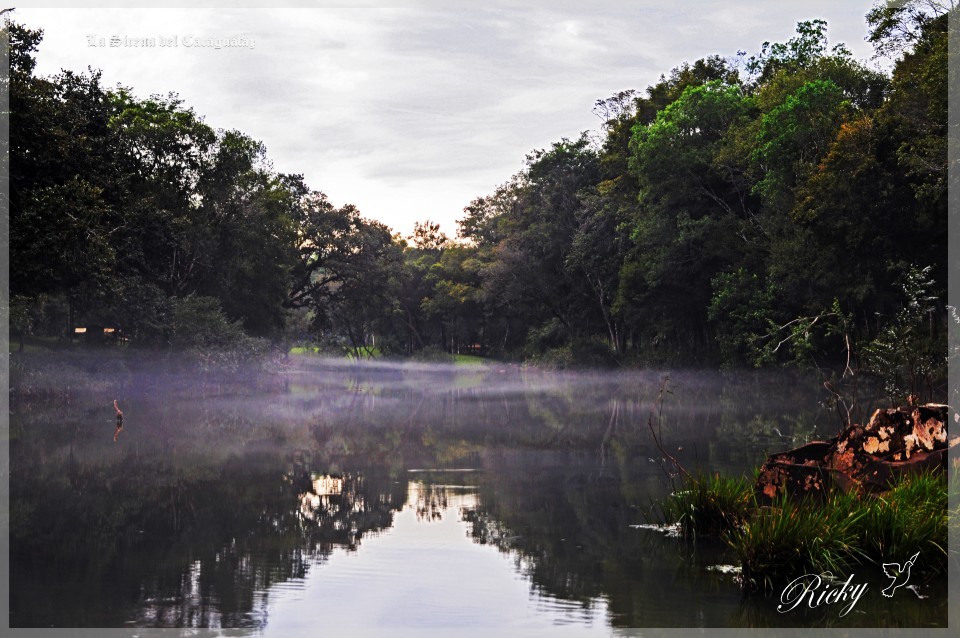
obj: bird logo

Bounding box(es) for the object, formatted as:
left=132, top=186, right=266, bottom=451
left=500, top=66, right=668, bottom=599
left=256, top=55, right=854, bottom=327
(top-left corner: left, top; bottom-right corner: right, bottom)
left=881, top=551, right=919, bottom=598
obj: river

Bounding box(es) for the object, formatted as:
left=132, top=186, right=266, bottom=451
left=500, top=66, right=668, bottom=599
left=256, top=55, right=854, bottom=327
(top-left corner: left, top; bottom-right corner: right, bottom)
left=7, top=353, right=948, bottom=632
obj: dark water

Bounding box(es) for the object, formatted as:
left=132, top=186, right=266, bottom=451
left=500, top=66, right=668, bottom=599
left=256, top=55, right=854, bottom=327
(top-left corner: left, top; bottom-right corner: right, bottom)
left=7, top=354, right=948, bottom=631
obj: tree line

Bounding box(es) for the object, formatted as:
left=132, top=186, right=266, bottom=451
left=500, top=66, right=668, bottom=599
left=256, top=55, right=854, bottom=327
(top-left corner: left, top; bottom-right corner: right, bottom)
left=6, top=1, right=949, bottom=381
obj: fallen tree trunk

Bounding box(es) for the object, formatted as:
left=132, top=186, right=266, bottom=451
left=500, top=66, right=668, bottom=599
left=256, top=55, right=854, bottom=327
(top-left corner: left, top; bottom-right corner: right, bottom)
left=755, top=404, right=956, bottom=503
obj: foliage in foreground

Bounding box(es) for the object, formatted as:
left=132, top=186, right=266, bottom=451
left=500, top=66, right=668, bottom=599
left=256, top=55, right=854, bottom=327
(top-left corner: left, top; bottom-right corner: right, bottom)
left=728, top=489, right=869, bottom=591
left=657, top=469, right=952, bottom=591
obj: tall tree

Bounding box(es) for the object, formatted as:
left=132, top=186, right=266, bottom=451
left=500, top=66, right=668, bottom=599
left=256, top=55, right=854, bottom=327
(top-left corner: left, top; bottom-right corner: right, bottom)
left=8, top=22, right=127, bottom=331
left=620, top=80, right=756, bottom=359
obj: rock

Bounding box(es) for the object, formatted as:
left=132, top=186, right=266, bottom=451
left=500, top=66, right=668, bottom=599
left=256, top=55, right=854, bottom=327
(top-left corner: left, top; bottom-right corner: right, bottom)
left=754, top=404, right=954, bottom=504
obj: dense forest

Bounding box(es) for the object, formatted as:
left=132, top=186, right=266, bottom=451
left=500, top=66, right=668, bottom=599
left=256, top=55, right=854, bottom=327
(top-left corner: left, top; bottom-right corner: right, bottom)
left=6, top=2, right=950, bottom=386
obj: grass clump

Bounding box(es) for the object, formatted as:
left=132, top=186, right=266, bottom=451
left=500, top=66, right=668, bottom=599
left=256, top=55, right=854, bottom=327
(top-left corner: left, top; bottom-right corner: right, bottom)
left=856, top=471, right=948, bottom=569
left=659, top=472, right=753, bottom=539
left=656, top=469, right=950, bottom=591
left=726, top=490, right=867, bottom=591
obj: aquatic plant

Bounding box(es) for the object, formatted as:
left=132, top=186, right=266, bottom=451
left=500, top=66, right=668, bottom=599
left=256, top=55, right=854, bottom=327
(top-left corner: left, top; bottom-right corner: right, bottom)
left=655, top=467, right=950, bottom=591
left=855, top=470, right=948, bottom=570
left=725, top=489, right=867, bottom=591
left=657, top=472, right=754, bottom=539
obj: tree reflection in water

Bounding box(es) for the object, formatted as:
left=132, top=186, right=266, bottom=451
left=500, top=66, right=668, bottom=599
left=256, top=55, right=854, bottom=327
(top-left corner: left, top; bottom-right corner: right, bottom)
left=412, top=481, right=449, bottom=521
left=11, top=453, right=409, bottom=628
left=10, top=355, right=944, bottom=629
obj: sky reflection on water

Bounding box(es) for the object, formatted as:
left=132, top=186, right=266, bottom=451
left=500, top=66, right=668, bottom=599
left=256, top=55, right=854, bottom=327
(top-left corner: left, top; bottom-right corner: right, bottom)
left=261, top=482, right=612, bottom=636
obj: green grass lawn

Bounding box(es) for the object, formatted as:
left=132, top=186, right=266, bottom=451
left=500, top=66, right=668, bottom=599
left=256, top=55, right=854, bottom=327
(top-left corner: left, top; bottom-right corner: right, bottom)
left=344, top=347, right=382, bottom=360
left=289, top=345, right=383, bottom=359
left=11, top=336, right=64, bottom=352
left=289, top=347, right=486, bottom=365
left=288, top=345, right=322, bottom=355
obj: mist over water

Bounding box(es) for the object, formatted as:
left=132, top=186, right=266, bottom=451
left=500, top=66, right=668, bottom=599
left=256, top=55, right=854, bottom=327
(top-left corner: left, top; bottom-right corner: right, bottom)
left=8, top=353, right=945, bottom=629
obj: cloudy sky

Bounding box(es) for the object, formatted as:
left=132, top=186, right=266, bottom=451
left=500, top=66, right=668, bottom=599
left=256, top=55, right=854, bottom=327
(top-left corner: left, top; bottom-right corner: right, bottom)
left=14, top=1, right=885, bottom=237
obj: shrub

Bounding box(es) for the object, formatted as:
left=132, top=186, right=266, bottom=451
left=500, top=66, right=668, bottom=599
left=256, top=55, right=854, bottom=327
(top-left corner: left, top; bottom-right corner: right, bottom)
left=168, top=296, right=270, bottom=371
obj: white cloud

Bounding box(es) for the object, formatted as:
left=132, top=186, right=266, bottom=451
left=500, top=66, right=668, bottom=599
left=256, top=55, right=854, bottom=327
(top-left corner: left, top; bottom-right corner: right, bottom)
left=14, top=2, right=881, bottom=236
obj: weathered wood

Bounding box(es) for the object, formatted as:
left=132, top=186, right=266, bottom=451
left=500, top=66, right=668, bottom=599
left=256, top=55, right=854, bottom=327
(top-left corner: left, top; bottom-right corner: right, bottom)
left=754, top=404, right=954, bottom=503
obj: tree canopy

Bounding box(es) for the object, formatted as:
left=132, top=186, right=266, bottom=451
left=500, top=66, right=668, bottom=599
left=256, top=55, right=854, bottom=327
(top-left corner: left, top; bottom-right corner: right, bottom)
left=7, top=2, right=950, bottom=391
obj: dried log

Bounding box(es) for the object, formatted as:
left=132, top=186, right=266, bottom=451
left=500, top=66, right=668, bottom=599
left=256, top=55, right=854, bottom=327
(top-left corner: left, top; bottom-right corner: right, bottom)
left=754, top=404, right=954, bottom=503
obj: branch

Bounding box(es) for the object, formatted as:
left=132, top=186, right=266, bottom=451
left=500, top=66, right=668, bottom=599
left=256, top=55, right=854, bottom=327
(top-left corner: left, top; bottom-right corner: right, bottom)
left=646, top=375, right=689, bottom=480
left=755, top=312, right=837, bottom=353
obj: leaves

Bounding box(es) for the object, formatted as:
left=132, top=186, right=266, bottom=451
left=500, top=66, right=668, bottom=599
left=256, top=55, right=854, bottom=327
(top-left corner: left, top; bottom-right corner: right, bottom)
left=8, top=12, right=948, bottom=371
left=862, top=265, right=945, bottom=404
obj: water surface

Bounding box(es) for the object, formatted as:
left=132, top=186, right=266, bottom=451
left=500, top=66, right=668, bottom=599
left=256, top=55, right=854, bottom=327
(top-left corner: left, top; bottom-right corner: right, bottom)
left=8, top=354, right=947, bottom=630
